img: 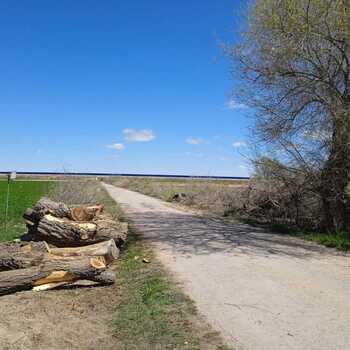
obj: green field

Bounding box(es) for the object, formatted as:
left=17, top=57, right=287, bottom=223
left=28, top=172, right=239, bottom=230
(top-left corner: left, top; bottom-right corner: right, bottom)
left=0, top=181, right=53, bottom=241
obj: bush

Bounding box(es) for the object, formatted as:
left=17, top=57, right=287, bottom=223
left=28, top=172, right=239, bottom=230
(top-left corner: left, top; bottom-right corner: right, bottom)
left=227, top=178, right=320, bottom=229
left=50, top=178, right=102, bottom=205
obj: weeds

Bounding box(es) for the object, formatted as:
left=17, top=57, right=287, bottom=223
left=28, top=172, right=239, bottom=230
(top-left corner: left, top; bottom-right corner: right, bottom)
left=50, top=178, right=102, bottom=205
left=303, top=232, right=350, bottom=251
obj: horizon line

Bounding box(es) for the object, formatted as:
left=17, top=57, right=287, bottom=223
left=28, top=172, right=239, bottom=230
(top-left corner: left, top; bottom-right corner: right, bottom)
left=0, top=171, right=250, bottom=180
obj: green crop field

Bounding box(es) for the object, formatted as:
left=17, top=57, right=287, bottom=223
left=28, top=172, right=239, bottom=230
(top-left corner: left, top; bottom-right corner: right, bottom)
left=0, top=180, right=54, bottom=242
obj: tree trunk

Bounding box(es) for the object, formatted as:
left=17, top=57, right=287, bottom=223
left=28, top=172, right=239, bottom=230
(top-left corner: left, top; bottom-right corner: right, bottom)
left=0, top=256, right=115, bottom=296
left=0, top=240, right=119, bottom=271
left=24, top=198, right=71, bottom=224
left=33, top=214, right=127, bottom=247
left=320, top=117, right=350, bottom=231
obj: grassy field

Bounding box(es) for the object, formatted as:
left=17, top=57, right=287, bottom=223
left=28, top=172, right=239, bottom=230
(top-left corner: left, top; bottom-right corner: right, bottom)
left=0, top=180, right=53, bottom=241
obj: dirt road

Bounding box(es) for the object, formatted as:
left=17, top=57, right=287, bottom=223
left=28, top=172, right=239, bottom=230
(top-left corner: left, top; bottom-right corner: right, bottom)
left=104, top=183, right=350, bottom=350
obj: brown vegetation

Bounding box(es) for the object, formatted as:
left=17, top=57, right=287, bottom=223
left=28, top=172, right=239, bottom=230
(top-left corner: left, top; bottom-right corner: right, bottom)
left=109, top=177, right=247, bottom=216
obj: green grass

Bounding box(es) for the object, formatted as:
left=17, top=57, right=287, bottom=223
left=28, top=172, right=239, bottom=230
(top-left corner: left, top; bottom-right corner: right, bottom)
left=303, top=232, right=350, bottom=251
left=269, top=223, right=350, bottom=252
left=0, top=180, right=54, bottom=241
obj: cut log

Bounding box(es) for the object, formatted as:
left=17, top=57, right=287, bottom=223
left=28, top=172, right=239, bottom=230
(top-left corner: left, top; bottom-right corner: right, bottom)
left=22, top=197, right=128, bottom=248
left=48, top=239, right=119, bottom=264
left=23, top=198, right=104, bottom=224
left=0, top=242, right=48, bottom=271
left=32, top=270, right=116, bottom=292
left=0, top=240, right=119, bottom=271
left=24, top=198, right=71, bottom=224
left=94, top=216, right=128, bottom=247
left=35, top=214, right=127, bottom=247
left=70, top=204, right=104, bottom=222
left=0, top=256, right=115, bottom=296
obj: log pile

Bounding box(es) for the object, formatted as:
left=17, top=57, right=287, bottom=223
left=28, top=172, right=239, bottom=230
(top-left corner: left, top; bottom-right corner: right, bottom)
left=0, top=198, right=128, bottom=296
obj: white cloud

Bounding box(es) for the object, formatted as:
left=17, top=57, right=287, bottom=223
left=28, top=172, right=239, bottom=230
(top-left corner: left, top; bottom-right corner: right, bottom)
left=186, top=137, right=203, bottom=145
left=185, top=152, right=204, bottom=158
left=227, top=100, right=248, bottom=110
left=232, top=141, right=247, bottom=148
left=123, top=128, right=155, bottom=142
left=106, top=143, right=125, bottom=151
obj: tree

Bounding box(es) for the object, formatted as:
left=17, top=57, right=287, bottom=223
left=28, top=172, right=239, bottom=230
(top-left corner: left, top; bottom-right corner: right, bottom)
left=230, top=0, right=350, bottom=231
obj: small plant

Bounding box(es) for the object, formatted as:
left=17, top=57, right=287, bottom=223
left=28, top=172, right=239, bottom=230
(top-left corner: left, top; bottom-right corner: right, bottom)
left=303, top=232, right=350, bottom=251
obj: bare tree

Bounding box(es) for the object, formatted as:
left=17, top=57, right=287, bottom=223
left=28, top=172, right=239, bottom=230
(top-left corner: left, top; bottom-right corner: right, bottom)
left=230, top=0, right=350, bottom=231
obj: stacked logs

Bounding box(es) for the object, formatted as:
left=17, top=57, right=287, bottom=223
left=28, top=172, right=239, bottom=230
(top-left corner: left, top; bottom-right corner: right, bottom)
left=0, top=198, right=128, bottom=296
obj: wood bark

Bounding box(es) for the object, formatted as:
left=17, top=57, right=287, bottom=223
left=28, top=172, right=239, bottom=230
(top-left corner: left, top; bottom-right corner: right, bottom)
left=0, top=256, right=115, bottom=296
left=35, top=214, right=127, bottom=247
left=23, top=198, right=71, bottom=224
left=23, top=198, right=104, bottom=224
left=0, top=242, right=48, bottom=271
left=0, top=240, right=119, bottom=271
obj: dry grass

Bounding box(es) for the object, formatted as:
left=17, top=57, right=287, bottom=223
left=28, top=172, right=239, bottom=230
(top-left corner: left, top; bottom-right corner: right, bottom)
left=108, top=177, right=246, bottom=216
left=50, top=178, right=101, bottom=205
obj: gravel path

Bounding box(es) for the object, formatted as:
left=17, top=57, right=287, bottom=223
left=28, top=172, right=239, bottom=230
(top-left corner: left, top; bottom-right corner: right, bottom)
left=104, top=183, right=350, bottom=350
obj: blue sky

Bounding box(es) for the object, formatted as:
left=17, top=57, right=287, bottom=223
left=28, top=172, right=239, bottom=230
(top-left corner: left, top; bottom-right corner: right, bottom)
left=0, top=0, right=252, bottom=176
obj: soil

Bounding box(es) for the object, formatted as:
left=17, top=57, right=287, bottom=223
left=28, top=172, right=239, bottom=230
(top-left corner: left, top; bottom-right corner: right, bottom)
left=0, top=270, right=118, bottom=350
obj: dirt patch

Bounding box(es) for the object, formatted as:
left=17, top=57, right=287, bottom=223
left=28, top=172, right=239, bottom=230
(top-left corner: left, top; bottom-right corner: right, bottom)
left=0, top=268, right=118, bottom=350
